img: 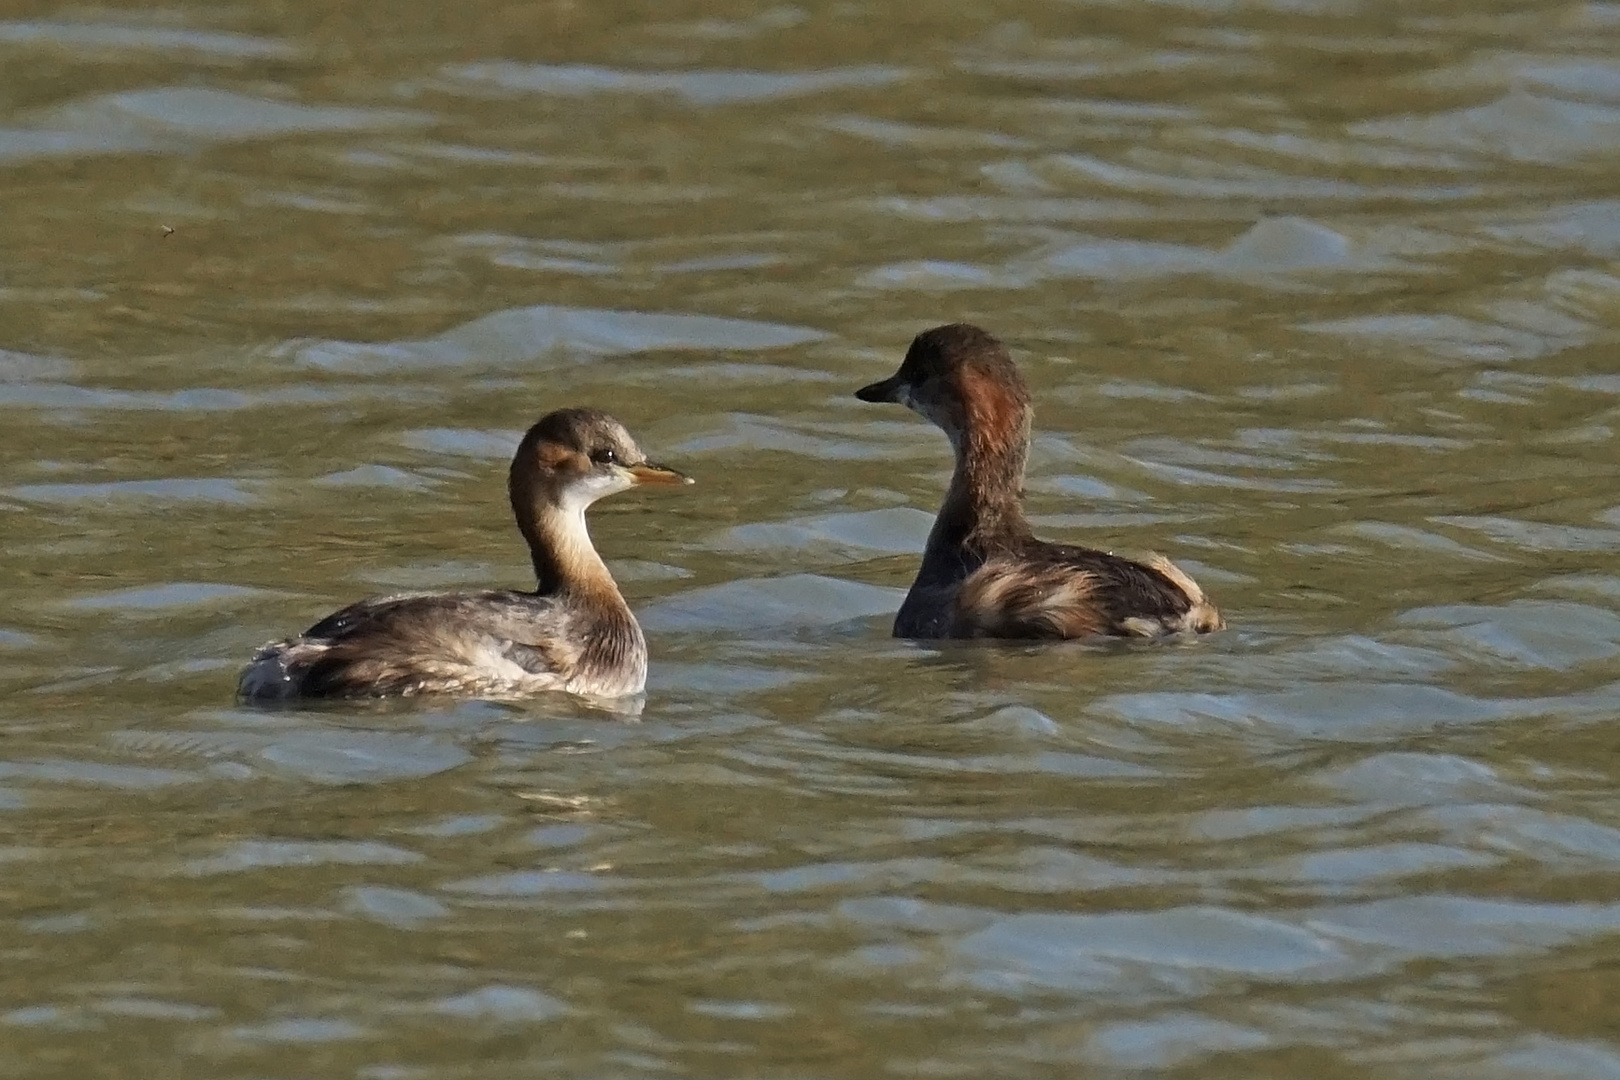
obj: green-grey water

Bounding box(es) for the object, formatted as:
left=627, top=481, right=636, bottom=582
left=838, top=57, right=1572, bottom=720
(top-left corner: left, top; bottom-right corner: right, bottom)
left=5, top=0, right=1620, bottom=1075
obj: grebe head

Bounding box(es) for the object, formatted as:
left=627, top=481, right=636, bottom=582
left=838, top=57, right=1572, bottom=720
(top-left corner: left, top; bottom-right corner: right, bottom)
left=855, top=324, right=1030, bottom=450
left=511, top=408, right=691, bottom=515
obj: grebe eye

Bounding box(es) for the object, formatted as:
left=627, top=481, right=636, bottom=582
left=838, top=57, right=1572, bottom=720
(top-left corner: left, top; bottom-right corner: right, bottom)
left=589, top=447, right=618, bottom=466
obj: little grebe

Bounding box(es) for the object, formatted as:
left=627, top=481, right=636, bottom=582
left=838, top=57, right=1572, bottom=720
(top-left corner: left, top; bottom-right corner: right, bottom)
left=855, top=324, right=1224, bottom=640
left=238, top=408, right=691, bottom=701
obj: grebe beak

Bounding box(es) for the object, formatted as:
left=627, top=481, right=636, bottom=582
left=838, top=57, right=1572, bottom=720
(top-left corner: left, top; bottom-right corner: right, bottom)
left=855, top=375, right=904, bottom=404
left=626, top=461, right=693, bottom=486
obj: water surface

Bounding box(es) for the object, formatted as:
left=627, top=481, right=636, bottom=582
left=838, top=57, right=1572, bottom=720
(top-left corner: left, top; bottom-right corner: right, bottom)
left=4, top=0, right=1620, bottom=1076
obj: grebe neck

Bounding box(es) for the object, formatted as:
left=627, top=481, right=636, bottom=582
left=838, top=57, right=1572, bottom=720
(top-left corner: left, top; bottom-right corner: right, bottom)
left=919, top=412, right=1034, bottom=580
left=515, top=495, right=628, bottom=609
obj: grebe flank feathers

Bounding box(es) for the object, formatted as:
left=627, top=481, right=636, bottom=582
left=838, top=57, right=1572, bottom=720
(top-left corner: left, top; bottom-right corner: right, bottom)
left=855, top=323, right=1224, bottom=640
left=238, top=407, right=691, bottom=701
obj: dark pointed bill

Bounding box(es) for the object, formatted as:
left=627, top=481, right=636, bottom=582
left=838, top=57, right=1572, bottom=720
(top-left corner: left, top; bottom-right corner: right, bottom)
left=855, top=375, right=903, bottom=403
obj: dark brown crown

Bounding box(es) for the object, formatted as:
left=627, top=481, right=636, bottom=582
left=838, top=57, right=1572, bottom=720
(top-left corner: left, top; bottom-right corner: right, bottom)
left=513, top=408, right=645, bottom=478
left=899, top=324, right=1028, bottom=403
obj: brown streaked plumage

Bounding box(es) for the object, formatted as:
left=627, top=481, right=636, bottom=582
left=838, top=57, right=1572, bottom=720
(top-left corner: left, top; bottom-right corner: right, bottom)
left=237, top=408, right=691, bottom=702
left=855, top=324, right=1224, bottom=641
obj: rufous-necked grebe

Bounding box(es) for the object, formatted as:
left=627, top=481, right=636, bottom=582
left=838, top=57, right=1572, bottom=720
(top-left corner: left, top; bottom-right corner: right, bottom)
left=855, top=323, right=1224, bottom=640
left=238, top=408, right=691, bottom=701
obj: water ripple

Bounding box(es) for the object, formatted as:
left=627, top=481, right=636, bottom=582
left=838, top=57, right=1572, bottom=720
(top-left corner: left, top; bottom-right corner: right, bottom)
left=280, top=305, right=829, bottom=372
left=439, top=62, right=908, bottom=105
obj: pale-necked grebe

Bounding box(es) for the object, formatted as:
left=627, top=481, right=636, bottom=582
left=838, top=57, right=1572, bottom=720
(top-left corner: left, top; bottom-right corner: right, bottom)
left=238, top=407, right=691, bottom=701
left=855, top=324, right=1224, bottom=640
